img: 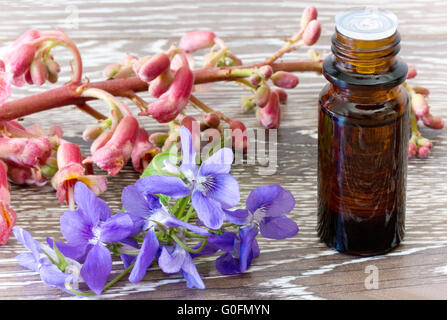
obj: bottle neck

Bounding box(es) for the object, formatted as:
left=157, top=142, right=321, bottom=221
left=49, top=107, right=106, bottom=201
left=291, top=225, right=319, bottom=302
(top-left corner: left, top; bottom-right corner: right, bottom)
left=332, top=30, right=401, bottom=75
left=322, top=30, right=408, bottom=90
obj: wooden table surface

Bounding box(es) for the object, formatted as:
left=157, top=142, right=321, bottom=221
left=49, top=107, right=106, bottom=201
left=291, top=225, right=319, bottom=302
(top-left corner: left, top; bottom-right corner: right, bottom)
left=2, top=0, right=447, bottom=300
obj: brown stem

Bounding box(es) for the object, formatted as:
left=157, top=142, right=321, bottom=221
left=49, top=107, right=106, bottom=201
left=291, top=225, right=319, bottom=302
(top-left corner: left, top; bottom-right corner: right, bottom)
left=76, top=103, right=107, bottom=120
left=0, top=60, right=322, bottom=121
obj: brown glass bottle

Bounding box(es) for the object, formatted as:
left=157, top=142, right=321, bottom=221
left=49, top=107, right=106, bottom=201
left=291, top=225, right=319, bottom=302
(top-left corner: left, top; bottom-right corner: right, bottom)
left=317, top=9, right=409, bottom=256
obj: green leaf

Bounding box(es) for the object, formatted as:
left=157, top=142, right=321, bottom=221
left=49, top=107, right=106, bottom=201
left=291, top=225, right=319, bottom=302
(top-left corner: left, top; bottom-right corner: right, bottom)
left=140, top=142, right=180, bottom=206
left=53, top=242, right=68, bottom=272
left=140, top=143, right=179, bottom=178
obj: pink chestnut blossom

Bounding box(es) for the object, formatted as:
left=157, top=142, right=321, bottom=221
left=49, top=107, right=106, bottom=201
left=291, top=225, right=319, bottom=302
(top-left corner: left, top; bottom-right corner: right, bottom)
left=149, top=69, right=174, bottom=98
left=84, top=116, right=139, bottom=176
left=136, top=53, right=171, bottom=82
left=6, top=163, right=46, bottom=186
left=179, top=31, right=216, bottom=53
left=131, top=128, right=160, bottom=173
left=422, top=114, right=444, bottom=130
left=52, top=142, right=107, bottom=204
left=303, top=20, right=321, bottom=46
left=255, top=83, right=270, bottom=108
left=272, top=88, right=288, bottom=104
left=300, top=6, right=318, bottom=29
left=145, top=65, right=194, bottom=123
left=257, top=91, right=281, bottom=129
left=411, top=93, right=429, bottom=118
left=0, top=137, right=50, bottom=167
left=271, top=71, right=299, bottom=89
left=407, top=65, right=417, bottom=79
left=0, top=160, right=16, bottom=244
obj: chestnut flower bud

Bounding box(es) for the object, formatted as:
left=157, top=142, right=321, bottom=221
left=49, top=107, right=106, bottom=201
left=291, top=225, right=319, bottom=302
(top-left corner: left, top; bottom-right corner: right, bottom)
left=411, top=93, right=429, bottom=118
left=179, top=31, right=216, bottom=53
left=257, top=91, right=281, bottom=129
left=137, top=53, right=171, bottom=82
left=422, top=114, right=444, bottom=130
left=146, top=65, right=194, bottom=123
left=204, top=112, right=221, bottom=128
left=407, top=65, right=417, bottom=79
left=149, top=69, right=174, bottom=98
left=259, top=65, right=273, bottom=80
left=84, top=116, right=139, bottom=176
left=303, top=20, right=321, bottom=46
left=408, top=140, right=418, bottom=157
left=255, top=83, right=271, bottom=108
left=272, top=88, right=288, bottom=104
left=131, top=128, right=160, bottom=173
left=271, top=71, right=299, bottom=89
left=30, top=59, right=48, bottom=86
left=300, top=6, right=318, bottom=29
left=229, top=120, right=248, bottom=152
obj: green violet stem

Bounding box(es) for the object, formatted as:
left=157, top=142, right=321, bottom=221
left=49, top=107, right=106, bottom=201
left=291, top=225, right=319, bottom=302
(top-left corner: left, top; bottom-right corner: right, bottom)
left=174, top=196, right=190, bottom=219
left=66, top=262, right=135, bottom=297
left=170, top=233, right=208, bottom=254
left=182, top=205, right=196, bottom=222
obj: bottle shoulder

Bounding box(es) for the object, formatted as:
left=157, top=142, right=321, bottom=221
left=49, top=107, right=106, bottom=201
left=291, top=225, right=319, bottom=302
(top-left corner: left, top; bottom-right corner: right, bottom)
left=319, top=83, right=409, bottom=127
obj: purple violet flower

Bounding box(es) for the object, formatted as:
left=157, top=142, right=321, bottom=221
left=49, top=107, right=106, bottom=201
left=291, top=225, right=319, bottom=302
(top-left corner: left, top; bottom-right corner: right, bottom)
left=200, top=227, right=260, bottom=274
left=121, top=183, right=209, bottom=283
left=59, top=182, right=134, bottom=294
left=13, top=226, right=82, bottom=291
left=158, top=243, right=205, bottom=289
left=225, top=184, right=298, bottom=240
left=136, top=126, right=239, bottom=229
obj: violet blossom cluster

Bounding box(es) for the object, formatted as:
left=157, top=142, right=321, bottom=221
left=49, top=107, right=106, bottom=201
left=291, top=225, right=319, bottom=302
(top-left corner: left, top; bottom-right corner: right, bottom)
left=12, top=126, right=298, bottom=295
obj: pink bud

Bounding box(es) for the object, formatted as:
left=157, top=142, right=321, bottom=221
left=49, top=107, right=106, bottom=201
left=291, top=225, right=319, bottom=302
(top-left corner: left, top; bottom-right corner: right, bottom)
left=146, top=65, right=194, bottom=123
left=303, top=20, right=321, bottom=46
left=301, top=6, right=318, bottom=29
left=0, top=161, right=16, bottom=244
left=422, top=114, right=444, bottom=130
left=86, top=116, right=139, bottom=176
left=179, top=31, right=216, bottom=53
left=0, top=137, right=46, bottom=167
left=272, top=88, right=288, bottom=104
left=407, top=65, right=417, bottom=79
left=257, top=91, right=281, bottom=129
left=90, top=130, right=114, bottom=154
left=411, top=93, right=429, bottom=118
left=259, top=65, right=273, bottom=79
left=271, top=71, right=299, bottom=89
left=45, top=56, right=61, bottom=75
left=149, top=69, right=174, bottom=98
left=408, top=141, right=418, bottom=157
left=249, top=73, right=262, bottom=86
left=417, top=146, right=430, bottom=158
left=83, top=124, right=104, bottom=141
left=6, top=163, right=42, bottom=186
left=53, top=142, right=107, bottom=204
left=416, top=137, right=432, bottom=149
left=5, top=43, right=36, bottom=78
left=204, top=112, right=221, bottom=128
left=30, top=59, right=48, bottom=86
left=137, top=53, right=171, bottom=82
left=131, top=128, right=160, bottom=173
left=255, top=83, right=271, bottom=108
left=229, top=120, right=248, bottom=152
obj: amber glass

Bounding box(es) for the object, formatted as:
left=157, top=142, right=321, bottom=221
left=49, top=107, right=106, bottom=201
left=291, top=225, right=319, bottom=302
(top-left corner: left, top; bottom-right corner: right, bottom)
left=317, top=30, right=409, bottom=256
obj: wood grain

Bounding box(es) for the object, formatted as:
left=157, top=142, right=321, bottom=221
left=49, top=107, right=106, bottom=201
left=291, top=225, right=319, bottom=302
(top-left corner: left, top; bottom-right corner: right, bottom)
left=1, top=0, right=447, bottom=300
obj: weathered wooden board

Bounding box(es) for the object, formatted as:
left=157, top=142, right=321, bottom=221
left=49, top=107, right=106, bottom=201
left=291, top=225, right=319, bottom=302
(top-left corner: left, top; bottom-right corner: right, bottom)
left=1, top=0, right=447, bottom=300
